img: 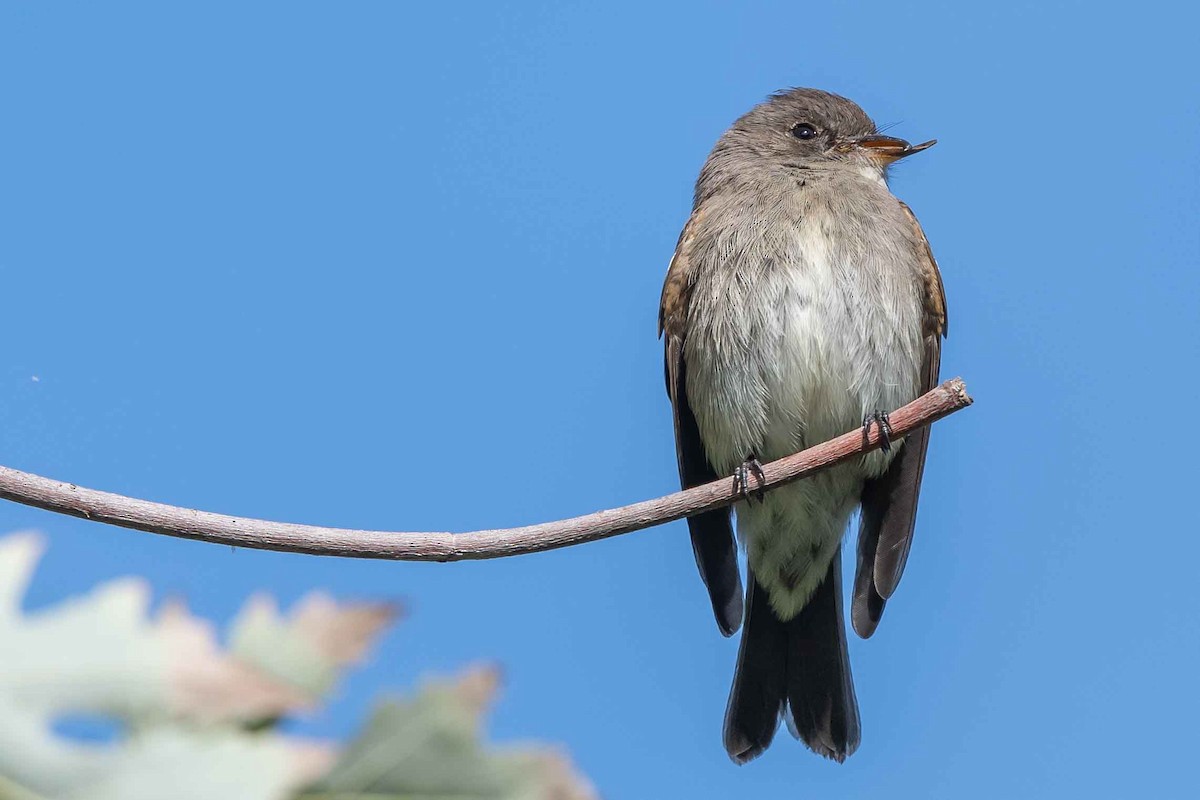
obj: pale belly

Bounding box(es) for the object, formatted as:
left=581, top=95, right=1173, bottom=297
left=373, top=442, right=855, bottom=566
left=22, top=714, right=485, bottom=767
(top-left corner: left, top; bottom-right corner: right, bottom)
left=684, top=243, right=925, bottom=618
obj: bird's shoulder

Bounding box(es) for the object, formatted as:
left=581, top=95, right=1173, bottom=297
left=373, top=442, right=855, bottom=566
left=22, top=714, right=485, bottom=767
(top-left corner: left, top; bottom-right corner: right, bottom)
left=894, top=199, right=948, bottom=338
left=658, top=205, right=707, bottom=341
left=658, top=185, right=797, bottom=339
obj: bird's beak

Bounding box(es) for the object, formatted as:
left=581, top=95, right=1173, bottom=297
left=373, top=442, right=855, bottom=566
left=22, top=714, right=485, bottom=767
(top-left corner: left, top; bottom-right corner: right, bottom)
left=847, top=134, right=937, bottom=166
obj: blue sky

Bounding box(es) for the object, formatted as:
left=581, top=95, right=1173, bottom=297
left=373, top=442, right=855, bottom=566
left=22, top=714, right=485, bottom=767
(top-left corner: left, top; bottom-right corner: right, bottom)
left=2, top=1, right=1197, bottom=797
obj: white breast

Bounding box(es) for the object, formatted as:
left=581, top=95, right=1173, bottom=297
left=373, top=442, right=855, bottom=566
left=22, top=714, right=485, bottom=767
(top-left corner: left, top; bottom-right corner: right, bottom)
left=682, top=185, right=926, bottom=616
left=764, top=217, right=923, bottom=468
left=686, top=206, right=924, bottom=475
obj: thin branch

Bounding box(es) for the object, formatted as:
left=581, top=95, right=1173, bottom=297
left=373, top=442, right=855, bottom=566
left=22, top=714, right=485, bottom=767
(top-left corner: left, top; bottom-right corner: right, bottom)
left=0, top=379, right=972, bottom=561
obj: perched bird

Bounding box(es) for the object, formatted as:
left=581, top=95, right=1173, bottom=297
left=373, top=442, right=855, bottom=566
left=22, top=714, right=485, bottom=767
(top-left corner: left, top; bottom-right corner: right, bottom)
left=659, top=88, right=947, bottom=763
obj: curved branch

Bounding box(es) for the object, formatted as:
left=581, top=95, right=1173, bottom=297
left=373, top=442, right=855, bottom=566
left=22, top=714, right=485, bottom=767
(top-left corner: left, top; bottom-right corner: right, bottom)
left=0, top=379, right=971, bottom=561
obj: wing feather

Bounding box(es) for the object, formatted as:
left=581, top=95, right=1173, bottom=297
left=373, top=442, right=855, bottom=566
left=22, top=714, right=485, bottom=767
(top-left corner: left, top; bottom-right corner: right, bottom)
left=852, top=201, right=946, bottom=638
left=661, top=209, right=743, bottom=636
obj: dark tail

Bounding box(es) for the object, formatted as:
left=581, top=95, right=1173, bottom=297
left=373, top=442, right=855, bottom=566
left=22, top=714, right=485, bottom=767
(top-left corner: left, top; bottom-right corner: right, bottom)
left=723, top=547, right=861, bottom=763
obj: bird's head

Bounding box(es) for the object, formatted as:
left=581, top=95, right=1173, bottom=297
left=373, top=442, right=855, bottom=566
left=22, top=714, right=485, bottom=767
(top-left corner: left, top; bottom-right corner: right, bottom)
left=703, top=88, right=935, bottom=188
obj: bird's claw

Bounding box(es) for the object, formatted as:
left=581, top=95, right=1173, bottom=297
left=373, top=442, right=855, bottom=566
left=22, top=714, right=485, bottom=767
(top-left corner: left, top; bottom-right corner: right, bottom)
left=862, top=410, right=893, bottom=453
left=733, top=455, right=767, bottom=502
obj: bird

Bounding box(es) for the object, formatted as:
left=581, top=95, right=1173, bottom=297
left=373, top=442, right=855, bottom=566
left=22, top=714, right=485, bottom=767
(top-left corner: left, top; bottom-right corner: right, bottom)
left=658, top=88, right=947, bottom=763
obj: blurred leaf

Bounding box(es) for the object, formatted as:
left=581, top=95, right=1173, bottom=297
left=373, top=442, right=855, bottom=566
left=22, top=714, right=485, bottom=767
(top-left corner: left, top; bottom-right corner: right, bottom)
left=0, top=532, right=596, bottom=800
left=158, top=597, right=310, bottom=725
left=299, top=665, right=597, bottom=800
left=0, top=533, right=347, bottom=799
left=229, top=592, right=399, bottom=702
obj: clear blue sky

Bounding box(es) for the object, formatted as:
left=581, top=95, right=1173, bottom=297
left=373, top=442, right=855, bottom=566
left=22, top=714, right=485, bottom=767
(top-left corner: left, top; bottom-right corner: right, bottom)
left=2, top=2, right=1197, bottom=797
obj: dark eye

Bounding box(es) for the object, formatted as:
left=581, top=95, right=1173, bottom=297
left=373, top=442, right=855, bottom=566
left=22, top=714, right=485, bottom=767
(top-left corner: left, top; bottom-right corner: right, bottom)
left=791, top=123, right=818, bottom=140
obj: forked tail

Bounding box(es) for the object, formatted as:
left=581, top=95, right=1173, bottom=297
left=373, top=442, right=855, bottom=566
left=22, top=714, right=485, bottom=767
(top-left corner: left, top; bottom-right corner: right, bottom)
left=723, top=548, right=861, bottom=763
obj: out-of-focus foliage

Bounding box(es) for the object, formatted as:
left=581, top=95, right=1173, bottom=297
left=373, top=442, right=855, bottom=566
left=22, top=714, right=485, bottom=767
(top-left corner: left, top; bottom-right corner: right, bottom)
left=0, top=532, right=597, bottom=800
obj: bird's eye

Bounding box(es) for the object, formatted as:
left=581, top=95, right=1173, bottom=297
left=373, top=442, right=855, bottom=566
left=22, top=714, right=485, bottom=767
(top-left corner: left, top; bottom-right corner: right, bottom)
left=791, top=123, right=818, bottom=140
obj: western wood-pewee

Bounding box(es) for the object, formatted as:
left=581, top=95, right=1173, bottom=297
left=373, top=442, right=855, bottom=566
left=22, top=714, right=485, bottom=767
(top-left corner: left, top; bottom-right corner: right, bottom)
left=659, top=88, right=947, bottom=763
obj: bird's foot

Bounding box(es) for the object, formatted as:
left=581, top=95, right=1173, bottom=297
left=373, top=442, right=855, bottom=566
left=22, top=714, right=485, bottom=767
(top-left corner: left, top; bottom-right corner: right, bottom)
left=733, top=455, right=767, bottom=503
left=862, top=410, right=893, bottom=453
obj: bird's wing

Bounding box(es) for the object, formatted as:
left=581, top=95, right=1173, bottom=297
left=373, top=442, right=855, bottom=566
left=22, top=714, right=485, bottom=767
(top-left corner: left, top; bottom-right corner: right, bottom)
left=660, top=208, right=744, bottom=637
left=852, top=200, right=947, bottom=639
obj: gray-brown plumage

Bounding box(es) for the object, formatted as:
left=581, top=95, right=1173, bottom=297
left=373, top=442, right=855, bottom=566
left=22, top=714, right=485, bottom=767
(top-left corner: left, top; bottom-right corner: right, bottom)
left=659, top=88, right=946, bottom=762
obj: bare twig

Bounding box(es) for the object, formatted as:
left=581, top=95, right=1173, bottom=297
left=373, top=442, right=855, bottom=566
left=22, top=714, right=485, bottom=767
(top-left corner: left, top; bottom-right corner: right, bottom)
left=0, top=379, right=971, bottom=561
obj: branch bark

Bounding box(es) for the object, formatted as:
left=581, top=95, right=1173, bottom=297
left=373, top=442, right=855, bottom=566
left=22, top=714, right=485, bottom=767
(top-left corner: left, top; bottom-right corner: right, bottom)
left=0, top=379, right=971, bottom=561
